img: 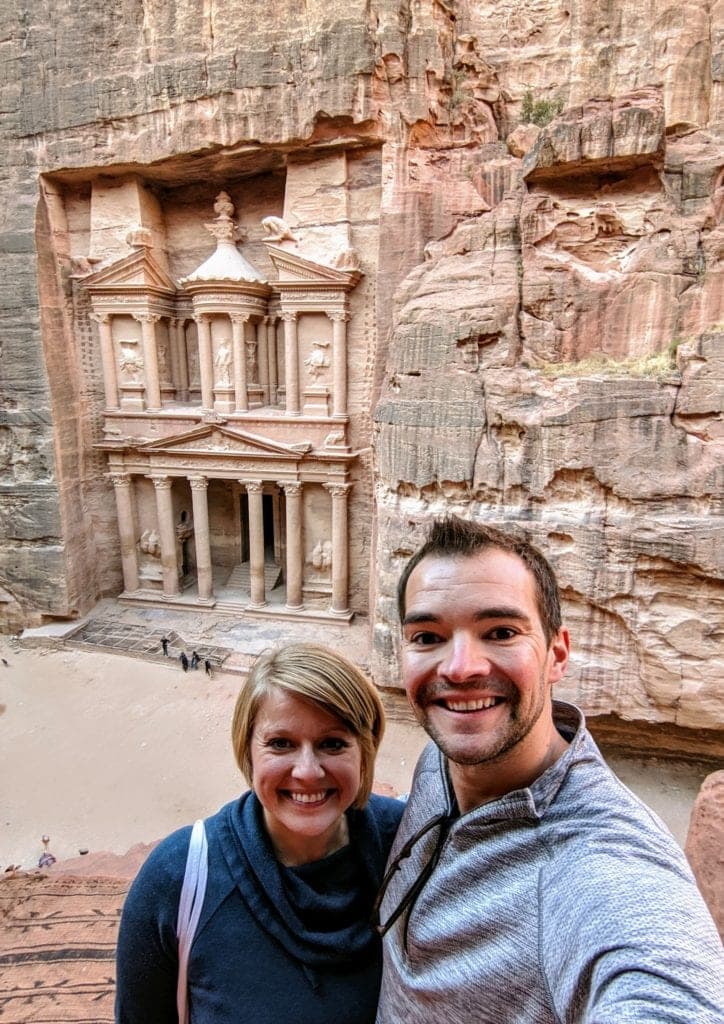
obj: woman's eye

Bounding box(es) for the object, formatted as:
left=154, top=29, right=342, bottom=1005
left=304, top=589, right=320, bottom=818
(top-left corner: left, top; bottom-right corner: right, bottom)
left=267, top=738, right=292, bottom=751
left=320, top=737, right=349, bottom=752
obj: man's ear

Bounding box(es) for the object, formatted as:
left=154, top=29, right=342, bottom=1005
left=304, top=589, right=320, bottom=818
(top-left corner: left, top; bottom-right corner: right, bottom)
left=547, top=627, right=570, bottom=684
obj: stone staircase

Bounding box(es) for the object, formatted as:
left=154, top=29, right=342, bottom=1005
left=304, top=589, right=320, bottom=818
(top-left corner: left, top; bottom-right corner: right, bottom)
left=225, top=561, right=283, bottom=593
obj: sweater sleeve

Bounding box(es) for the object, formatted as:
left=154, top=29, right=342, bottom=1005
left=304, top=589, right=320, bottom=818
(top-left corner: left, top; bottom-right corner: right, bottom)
left=539, top=849, right=724, bottom=1024
left=115, top=827, right=191, bottom=1024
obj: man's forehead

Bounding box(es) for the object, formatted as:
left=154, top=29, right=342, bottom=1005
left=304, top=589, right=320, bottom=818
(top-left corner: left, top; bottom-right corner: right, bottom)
left=406, top=547, right=535, bottom=592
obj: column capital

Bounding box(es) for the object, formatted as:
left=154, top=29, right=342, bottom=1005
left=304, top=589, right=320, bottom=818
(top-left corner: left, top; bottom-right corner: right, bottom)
left=108, top=471, right=131, bottom=488
left=188, top=475, right=208, bottom=491
left=133, top=313, right=161, bottom=325
left=91, top=312, right=112, bottom=325
left=230, top=313, right=251, bottom=325
left=279, top=480, right=302, bottom=496
left=148, top=475, right=173, bottom=491
left=328, top=310, right=350, bottom=323
left=281, top=311, right=298, bottom=323
left=324, top=482, right=352, bottom=498
left=242, top=479, right=264, bottom=493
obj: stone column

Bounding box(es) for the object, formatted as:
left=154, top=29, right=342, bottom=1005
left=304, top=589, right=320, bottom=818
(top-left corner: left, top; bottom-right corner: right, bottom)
left=136, top=314, right=162, bottom=411
left=266, top=316, right=278, bottom=403
left=280, top=481, right=303, bottom=609
left=169, top=319, right=188, bottom=401
left=167, top=318, right=181, bottom=398
left=256, top=318, right=269, bottom=403
left=196, top=315, right=214, bottom=413
left=231, top=314, right=248, bottom=412
left=175, top=320, right=190, bottom=399
left=93, top=314, right=120, bottom=410
left=281, top=312, right=300, bottom=415
left=244, top=480, right=266, bottom=606
left=329, top=311, right=350, bottom=419
left=110, top=472, right=139, bottom=592
left=324, top=482, right=352, bottom=614
left=151, top=476, right=180, bottom=597
left=189, top=475, right=213, bottom=602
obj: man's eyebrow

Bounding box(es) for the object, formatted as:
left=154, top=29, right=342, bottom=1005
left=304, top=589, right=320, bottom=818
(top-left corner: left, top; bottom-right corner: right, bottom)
left=402, top=607, right=532, bottom=627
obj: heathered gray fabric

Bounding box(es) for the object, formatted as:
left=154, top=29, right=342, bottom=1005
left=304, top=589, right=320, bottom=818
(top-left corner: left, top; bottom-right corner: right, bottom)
left=377, top=702, right=724, bottom=1024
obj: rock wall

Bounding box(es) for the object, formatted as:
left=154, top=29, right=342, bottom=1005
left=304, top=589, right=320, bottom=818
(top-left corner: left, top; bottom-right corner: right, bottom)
left=1, top=1, right=722, bottom=733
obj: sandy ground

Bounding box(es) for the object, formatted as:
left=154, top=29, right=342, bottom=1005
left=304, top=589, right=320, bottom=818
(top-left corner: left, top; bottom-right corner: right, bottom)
left=0, top=638, right=426, bottom=869
left=0, top=633, right=710, bottom=871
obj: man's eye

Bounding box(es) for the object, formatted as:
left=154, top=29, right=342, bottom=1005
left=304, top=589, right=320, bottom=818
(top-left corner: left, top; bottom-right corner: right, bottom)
left=409, top=631, right=442, bottom=645
left=488, top=627, right=517, bottom=640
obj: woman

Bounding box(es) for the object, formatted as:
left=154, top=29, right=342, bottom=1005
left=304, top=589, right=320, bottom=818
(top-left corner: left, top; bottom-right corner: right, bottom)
left=115, top=643, right=404, bottom=1024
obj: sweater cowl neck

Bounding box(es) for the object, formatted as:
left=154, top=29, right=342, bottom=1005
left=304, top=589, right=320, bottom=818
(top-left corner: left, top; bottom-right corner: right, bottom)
left=217, top=792, right=381, bottom=968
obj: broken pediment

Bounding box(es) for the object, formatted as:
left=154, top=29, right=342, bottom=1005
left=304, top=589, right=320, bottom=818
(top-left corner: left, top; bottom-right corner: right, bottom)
left=81, top=247, right=177, bottom=297
left=134, top=424, right=313, bottom=458
left=266, top=246, right=362, bottom=290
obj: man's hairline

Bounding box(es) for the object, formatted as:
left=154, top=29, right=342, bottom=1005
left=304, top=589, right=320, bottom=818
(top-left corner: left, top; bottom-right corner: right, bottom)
left=399, top=547, right=553, bottom=639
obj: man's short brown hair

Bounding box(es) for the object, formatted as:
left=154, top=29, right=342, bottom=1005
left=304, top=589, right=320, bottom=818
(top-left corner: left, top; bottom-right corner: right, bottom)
left=397, top=515, right=562, bottom=644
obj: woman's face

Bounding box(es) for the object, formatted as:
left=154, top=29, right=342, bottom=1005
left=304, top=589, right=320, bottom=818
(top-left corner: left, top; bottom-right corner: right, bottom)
left=250, top=689, right=362, bottom=864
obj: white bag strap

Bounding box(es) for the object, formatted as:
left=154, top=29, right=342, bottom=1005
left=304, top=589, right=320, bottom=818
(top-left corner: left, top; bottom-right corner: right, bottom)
left=176, top=819, right=208, bottom=1024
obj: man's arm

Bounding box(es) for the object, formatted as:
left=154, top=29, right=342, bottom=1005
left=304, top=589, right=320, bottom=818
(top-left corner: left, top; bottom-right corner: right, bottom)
left=540, top=851, right=724, bottom=1024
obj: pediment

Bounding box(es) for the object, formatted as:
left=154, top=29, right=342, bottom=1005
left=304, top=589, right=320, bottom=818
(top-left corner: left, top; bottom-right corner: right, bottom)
left=81, top=248, right=177, bottom=295
left=266, top=246, right=361, bottom=289
left=137, top=425, right=311, bottom=458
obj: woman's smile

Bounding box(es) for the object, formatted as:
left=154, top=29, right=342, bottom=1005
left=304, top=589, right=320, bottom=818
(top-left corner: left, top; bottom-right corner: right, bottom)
left=251, top=690, right=362, bottom=865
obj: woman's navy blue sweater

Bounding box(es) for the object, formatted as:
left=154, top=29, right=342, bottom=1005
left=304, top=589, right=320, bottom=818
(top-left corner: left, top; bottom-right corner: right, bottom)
left=115, top=791, right=404, bottom=1023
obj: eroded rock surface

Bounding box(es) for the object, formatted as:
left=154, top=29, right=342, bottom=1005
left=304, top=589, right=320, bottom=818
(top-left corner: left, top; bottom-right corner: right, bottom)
left=686, top=771, right=724, bottom=940
left=0, top=1, right=722, bottom=734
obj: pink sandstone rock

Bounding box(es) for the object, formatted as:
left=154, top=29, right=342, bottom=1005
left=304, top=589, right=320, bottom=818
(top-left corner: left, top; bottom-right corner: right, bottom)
left=685, top=771, right=724, bottom=941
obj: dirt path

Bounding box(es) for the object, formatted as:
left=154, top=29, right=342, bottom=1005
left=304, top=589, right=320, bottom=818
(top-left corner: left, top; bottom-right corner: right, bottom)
left=0, top=635, right=708, bottom=871
left=0, top=638, right=425, bottom=869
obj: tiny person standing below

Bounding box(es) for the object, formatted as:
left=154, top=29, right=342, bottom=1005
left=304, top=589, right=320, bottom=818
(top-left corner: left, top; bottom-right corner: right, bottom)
left=116, top=643, right=404, bottom=1023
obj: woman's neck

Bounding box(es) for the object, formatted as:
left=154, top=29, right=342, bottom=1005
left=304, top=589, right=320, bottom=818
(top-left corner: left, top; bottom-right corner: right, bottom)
left=264, top=811, right=350, bottom=867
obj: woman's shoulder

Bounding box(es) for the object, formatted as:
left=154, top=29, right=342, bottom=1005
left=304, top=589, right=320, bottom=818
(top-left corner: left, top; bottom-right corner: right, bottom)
left=365, top=792, right=406, bottom=834
left=129, top=800, right=239, bottom=894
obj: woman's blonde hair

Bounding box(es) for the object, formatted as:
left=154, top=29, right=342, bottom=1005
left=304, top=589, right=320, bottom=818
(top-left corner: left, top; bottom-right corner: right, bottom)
left=231, top=642, right=385, bottom=809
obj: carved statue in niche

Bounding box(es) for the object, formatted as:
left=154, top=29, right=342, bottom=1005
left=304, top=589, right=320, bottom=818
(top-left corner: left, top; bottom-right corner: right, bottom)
left=245, top=339, right=257, bottom=381
left=214, top=340, right=232, bottom=385
left=119, top=341, right=144, bottom=382
left=261, top=216, right=297, bottom=242
left=308, top=539, right=333, bottom=574
left=157, top=341, right=170, bottom=382
left=187, top=341, right=200, bottom=388
left=139, top=528, right=161, bottom=558
left=304, top=339, right=330, bottom=379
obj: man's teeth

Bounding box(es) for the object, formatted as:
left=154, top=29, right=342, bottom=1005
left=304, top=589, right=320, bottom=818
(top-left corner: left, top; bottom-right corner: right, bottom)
left=445, top=697, right=499, bottom=712
left=289, top=791, right=327, bottom=803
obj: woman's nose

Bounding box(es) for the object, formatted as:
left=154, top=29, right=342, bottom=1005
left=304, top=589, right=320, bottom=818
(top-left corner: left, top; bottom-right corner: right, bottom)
left=438, top=634, right=492, bottom=683
left=291, top=745, right=325, bottom=780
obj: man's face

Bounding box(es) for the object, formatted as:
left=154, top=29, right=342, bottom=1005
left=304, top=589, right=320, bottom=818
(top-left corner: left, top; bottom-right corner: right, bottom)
left=401, top=548, right=569, bottom=772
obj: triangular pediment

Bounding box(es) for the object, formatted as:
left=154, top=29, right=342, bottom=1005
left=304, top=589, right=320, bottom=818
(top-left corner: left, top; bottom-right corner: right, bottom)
left=81, top=248, right=177, bottom=295
left=137, top=424, right=312, bottom=458
left=266, top=246, right=361, bottom=289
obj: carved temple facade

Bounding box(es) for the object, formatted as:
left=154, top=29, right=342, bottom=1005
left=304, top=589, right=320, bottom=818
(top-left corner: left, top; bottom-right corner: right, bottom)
left=81, top=192, right=363, bottom=621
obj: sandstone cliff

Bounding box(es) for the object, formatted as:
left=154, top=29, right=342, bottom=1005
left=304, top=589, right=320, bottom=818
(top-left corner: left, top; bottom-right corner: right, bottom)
left=0, top=0, right=721, bottom=733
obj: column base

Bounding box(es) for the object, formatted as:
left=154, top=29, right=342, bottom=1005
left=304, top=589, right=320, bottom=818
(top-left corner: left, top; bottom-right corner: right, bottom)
left=285, top=602, right=304, bottom=612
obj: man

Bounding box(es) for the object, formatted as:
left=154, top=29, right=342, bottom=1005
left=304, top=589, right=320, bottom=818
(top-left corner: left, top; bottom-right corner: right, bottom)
left=376, top=516, right=723, bottom=1023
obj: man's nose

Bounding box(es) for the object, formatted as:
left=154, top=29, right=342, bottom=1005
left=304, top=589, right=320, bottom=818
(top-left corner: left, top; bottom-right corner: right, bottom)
left=291, top=745, right=325, bottom=781
left=438, top=634, right=492, bottom=683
